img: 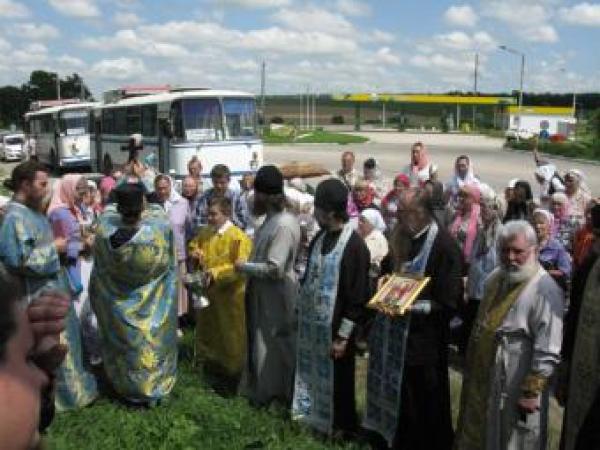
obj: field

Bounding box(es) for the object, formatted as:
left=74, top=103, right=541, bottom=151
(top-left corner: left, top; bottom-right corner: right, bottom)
left=46, top=331, right=564, bottom=449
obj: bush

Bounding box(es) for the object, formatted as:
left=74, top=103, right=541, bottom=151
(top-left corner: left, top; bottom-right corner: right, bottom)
left=331, top=115, right=345, bottom=124
left=270, top=116, right=284, bottom=124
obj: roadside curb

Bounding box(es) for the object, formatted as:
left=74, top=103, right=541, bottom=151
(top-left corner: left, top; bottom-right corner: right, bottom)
left=503, top=147, right=600, bottom=167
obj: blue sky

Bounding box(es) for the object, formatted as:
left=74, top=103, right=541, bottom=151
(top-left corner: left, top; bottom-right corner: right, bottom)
left=0, top=0, right=598, bottom=97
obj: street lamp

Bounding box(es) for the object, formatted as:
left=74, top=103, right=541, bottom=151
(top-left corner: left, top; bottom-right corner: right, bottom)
left=499, top=45, right=525, bottom=132
left=559, top=68, right=577, bottom=117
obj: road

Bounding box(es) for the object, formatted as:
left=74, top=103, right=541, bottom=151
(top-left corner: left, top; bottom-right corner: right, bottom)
left=1, top=132, right=599, bottom=196
left=264, top=132, right=600, bottom=195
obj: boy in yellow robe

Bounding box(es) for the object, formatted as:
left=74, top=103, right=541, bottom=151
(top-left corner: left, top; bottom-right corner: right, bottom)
left=188, top=196, right=252, bottom=393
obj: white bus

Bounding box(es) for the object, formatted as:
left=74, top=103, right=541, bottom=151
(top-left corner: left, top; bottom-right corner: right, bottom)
left=92, top=88, right=263, bottom=182
left=24, top=102, right=97, bottom=170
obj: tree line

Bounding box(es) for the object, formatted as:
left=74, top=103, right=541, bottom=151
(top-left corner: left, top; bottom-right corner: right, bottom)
left=0, top=70, right=93, bottom=129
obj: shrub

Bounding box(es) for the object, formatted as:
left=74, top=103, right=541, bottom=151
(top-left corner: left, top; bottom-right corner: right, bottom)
left=270, top=116, right=284, bottom=124
left=331, top=115, right=345, bottom=124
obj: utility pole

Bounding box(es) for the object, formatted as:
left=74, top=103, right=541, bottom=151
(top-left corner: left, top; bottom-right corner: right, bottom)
left=260, top=61, right=266, bottom=124
left=499, top=45, right=526, bottom=137
left=56, top=73, right=61, bottom=100
left=306, top=85, right=310, bottom=130
left=299, top=93, right=303, bottom=129
left=472, top=52, right=479, bottom=131
left=312, top=92, right=317, bottom=129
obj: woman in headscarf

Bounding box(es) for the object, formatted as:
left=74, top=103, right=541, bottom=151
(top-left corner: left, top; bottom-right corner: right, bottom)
left=532, top=208, right=572, bottom=291
left=363, top=158, right=389, bottom=206
left=449, top=184, right=481, bottom=267
left=503, top=180, right=534, bottom=223
left=46, top=174, right=98, bottom=410
left=535, top=162, right=565, bottom=208
left=564, top=169, right=591, bottom=225
left=551, top=192, right=580, bottom=253
left=572, top=199, right=599, bottom=269
left=358, top=207, right=389, bottom=305
left=444, top=155, right=480, bottom=208
left=381, top=173, right=410, bottom=231
left=351, top=177, right=378, bottom=213
left=462, top=188, right=504, bottom=354
left=403, top=141, right=432, bottom=187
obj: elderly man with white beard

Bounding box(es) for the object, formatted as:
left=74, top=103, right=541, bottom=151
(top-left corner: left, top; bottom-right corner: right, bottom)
left=455, top=220, right=564, bottom=450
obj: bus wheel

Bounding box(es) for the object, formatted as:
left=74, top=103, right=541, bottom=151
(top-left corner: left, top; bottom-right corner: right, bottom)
left=103, top=154, right=113, bottom=175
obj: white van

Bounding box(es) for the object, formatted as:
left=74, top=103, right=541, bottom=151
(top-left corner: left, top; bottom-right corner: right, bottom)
left=0, top=133, right=25, bottom=161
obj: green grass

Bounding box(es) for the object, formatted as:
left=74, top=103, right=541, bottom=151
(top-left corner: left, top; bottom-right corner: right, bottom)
left=45, top=332, right=364, bottom=450
left=46, top=334, right=563, bottom=449
left=507, top=139, right=600, bottom=161
left=263, top=130, right=369, bottom=145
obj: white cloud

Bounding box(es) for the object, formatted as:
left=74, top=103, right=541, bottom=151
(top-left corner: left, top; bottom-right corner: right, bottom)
left=444, top=5, right=478, bottom=28
left=369, top=29, right=395, bottom=44
left=48, top=0, right=100, bottom=18
left=0, top=0, right=29, bottom=17
left=335, top=0, right=371, bottom=17
left=0, top=37, right=11, bottom=52
left=482, top=0, right=559, bottom=42
left=90, top=57, right=147, bottom=80
left=271, top=7, right=355, bottom=35
left=410, top=53, right=472, bottom=73
left=434, top=30, right=497, bottom=51
left=560, top=2, right=600, bottom=26
left=10, top=23, right=60, bottom=40
left=215, top=0, right=290, bottom=8
left=114, top=11, right=142, bottom=27
left=56, top=54, right=85, bottom=69
left=81, top=29, right=190, bottom=58
left=374, top=47, right=401, bottom=65
left=521, top=24, right=559, bottom=43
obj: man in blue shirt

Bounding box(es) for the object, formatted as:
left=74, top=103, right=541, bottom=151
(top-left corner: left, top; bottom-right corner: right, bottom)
left=194, top=164, right=250, bottom=231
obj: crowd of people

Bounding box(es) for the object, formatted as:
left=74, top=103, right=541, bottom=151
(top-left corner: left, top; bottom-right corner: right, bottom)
left=1, top=136, right=600, bottom=450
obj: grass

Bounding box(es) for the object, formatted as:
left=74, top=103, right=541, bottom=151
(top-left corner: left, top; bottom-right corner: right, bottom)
left=263, top=129, right=369, bottom=145
left=46, top=333, right=564, bottom=449
left=45, top=332, right=364, bottom=450
left=507, top=138, right=600, bottom=161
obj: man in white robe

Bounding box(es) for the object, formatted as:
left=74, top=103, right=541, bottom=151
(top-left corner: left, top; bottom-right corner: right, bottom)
left=455, top=220, right=564, bottom=450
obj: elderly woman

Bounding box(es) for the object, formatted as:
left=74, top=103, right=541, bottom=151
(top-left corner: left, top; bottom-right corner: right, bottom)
left=532, top=208, right=572, bottom=291
left=351, top=177, right=378, bottom=213
left=564, top=169, right=591, bottom=225
left=551, top=192, right=580, bottom=253
left=535, top=163, right=565, bottom=207
left=357, top=208, right=388, bottom=293
left=381, top=173, right=410, bottom=230
left=461, top=189, right=504, bottom=354
left=449, top=184, right=481, bottom=267
left=444, top=155, right=480, bottom=208
left=363, top=158, right=388, bottom=206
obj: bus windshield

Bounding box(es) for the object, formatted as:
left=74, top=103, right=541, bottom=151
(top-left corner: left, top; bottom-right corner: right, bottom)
left=180, top=98, right=223, bottom=142
left=223, top=98, right=257, bottom=139
left=59, top=109, right=89, bottom=135
left=5, top=136, right=23, bottom=145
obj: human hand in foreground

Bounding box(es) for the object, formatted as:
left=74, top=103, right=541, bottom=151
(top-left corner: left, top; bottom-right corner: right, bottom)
left=330, top=338, right=349, bottom=360
left=27, top=291, right=70, bottom=373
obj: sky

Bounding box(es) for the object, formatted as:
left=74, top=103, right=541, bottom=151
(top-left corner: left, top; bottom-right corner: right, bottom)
left=0, top=0, right=599, bottom=97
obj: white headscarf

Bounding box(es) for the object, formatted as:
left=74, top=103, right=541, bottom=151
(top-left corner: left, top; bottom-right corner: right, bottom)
left=535, top=164, right=557, bottom=183
left=567, top=169, right=591, bottom=195
left=360, top=208, right=386, bottom=232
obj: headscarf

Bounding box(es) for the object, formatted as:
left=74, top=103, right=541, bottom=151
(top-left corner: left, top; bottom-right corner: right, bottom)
left=479, top=188, right=503, bottom=253
left=533, top=208, right=555, bottom=232
left=566, top=169, right=591, bottom=195
left=47, top=174, right=84, bottom=220
left=394, top=173, right=411, bottom=189
left=360, top=208, right=386, bottom=233
left=352, top=179, right=375, bottom=210
left=450, top=184, right=481, bottom=262
left=381, top=174, right=410, bottom=212
left=535, top=164, right=557, bottom=183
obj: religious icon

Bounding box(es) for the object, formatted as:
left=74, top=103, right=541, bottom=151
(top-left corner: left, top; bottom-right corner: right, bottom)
left=367, top=274, right=430, bottom=316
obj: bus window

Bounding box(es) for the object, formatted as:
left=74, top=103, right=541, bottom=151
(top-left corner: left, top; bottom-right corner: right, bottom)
left=142, top=105, right=157, bottom=137
left=127, top=106, right=142, bottom=135
left=170, top=101, right=183, bottom=140
left=102, top=109, right=115, bottom=134
left=181, top=98, right=222, bottom=142
left=223, top=98, right=257, bottom=139
left=59, top=109, right=89, bottom=136
left=115, top=108, right=127, bottom=135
